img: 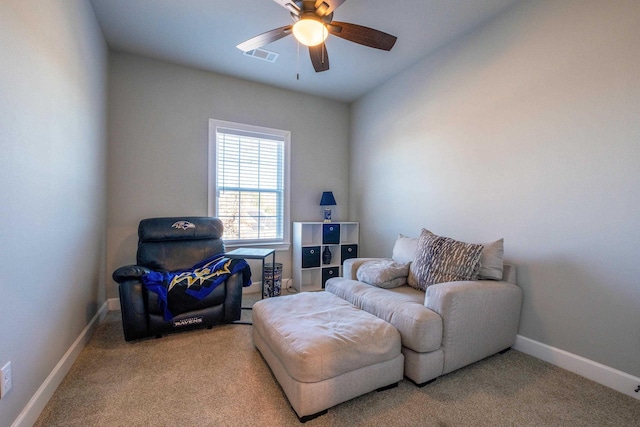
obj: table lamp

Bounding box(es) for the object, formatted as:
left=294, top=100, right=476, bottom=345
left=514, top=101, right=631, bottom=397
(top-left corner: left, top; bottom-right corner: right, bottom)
left=319, top=191, right=336, bottom=223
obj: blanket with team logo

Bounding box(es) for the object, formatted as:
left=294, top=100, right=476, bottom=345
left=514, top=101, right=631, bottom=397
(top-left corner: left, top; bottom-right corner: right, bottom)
left=142, top=254, right=251, bottom=321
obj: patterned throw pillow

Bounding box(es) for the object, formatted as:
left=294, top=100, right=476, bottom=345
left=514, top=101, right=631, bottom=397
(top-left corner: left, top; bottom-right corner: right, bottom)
left=407, top=229, right=435, bottom=288
left=409, top=229, right=484, bottom=291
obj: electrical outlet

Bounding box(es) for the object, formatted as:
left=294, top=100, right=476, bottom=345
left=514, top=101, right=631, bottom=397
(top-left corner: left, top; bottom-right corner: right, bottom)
left=1, top=361, right=12, bottom=399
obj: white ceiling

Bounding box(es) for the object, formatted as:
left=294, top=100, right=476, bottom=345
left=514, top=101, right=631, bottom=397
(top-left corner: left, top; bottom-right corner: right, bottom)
left=89, top=0, right=521, bottom=102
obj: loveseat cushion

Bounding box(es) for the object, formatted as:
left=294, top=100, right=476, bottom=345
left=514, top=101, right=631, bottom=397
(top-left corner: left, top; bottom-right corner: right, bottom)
left=325, top=279, right=443, bottom=353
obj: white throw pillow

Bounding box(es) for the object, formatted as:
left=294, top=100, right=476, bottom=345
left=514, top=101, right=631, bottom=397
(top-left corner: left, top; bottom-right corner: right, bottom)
left=392, top=234, right=419, bottom=264
left=399, top=231, right=505, bottom=285
left=477, top=238, right=504, bottom=280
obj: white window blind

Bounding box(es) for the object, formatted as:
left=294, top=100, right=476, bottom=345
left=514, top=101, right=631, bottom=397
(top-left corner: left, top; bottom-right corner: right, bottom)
left=210, top=121, right=290, bottom=246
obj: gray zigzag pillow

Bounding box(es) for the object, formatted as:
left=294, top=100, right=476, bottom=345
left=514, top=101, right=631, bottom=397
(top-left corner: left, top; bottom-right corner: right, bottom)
left=409, top=229, right=483, bottom=291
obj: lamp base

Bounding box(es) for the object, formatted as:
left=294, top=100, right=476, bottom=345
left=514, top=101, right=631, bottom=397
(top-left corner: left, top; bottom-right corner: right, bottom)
left=323, top=207, right=332, bottom=223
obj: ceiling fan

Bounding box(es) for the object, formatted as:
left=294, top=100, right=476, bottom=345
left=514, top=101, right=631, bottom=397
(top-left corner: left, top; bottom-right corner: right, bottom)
left=236, top=0, right=397, bottom=72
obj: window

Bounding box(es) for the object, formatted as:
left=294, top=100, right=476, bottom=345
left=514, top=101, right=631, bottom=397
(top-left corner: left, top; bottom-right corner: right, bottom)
left=208, top=119, right=290, bottom=248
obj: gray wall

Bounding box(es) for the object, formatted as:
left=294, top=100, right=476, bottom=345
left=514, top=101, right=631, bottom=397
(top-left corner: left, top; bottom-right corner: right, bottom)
left=350, top=0, right=640, bottom=377
left=106, top=52, right=350, bottom=297
left=0, top=1, right=108, bottom=425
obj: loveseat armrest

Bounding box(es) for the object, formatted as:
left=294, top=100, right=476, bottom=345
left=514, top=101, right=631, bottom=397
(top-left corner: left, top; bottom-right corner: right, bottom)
left=342, top=257, right=384, bottom=280
left=425, top=280, right=522, bottom=374
left=112, top=265, right=152, bottom=283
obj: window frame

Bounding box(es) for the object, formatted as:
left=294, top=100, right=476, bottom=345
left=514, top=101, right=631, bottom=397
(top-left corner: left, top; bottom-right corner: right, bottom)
left=208, top=119, right=291, bottom=250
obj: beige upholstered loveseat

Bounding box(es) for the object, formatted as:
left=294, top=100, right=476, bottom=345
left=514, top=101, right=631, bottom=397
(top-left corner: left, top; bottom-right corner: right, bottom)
left=325, top=231, right=523, bottom=386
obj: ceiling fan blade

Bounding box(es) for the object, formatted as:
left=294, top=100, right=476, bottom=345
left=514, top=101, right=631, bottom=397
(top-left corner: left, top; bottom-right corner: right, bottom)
left=236, top=25, right=293, bottom=52
left=309, top=43, right=330, bottom=72
left=316, top=0, right=347, bottom=15
left=328, top=21, right=397, bottom=51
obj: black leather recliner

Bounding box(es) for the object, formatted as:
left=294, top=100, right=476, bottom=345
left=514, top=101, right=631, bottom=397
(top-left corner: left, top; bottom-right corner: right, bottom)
left=113, top=217, right=248, bottom=342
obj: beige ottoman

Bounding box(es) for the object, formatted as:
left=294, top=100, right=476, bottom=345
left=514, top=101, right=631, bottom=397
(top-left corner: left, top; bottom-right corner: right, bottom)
left=252, top=291, right=404, bottom=422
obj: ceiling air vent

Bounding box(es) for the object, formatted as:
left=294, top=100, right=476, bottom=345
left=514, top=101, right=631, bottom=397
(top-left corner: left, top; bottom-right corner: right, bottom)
left=243, top=48, right=279, bottom=63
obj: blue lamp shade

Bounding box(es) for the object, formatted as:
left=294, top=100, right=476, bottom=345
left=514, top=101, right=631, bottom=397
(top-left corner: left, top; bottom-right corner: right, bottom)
left=319, top=191, right=337, bottom=206
left=320, top=191, right=336, bottom=222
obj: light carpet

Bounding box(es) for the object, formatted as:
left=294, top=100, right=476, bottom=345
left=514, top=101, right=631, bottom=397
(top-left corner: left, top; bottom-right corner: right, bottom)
left=34, top=293, right=640, bottom=426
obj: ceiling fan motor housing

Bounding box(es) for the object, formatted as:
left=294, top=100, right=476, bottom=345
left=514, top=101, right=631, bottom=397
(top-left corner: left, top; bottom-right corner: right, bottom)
left=290, top=1, right=333, bottom=23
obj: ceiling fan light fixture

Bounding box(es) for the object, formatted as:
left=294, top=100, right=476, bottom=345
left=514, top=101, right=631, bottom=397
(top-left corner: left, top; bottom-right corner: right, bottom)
left=292, top=17, right=328, bottom=47
left=237, top=1, right=397, bottom=73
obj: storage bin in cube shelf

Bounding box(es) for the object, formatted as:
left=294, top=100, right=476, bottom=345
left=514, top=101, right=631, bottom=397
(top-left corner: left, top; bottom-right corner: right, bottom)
left=341, top=244, right=358, bottom=265
left=302, top=247, right=321, bottom=268
left=322, top=224, right=340, bottom=244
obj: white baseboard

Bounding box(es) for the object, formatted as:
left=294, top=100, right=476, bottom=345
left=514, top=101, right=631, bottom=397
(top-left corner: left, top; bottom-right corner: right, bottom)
left=107, top=297, right=121, bottom=311
left=514, top=335, right=640, bottom=400
left=12, top=300, right=111, bottom=427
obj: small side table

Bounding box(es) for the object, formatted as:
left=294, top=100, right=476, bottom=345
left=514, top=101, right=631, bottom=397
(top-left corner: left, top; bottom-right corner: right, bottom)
left=225, top=247, right=276, bottom=306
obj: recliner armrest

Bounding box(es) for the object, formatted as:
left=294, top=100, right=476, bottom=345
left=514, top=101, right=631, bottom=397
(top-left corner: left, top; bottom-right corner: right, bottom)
left=112, top=265, right=151, bottom=283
